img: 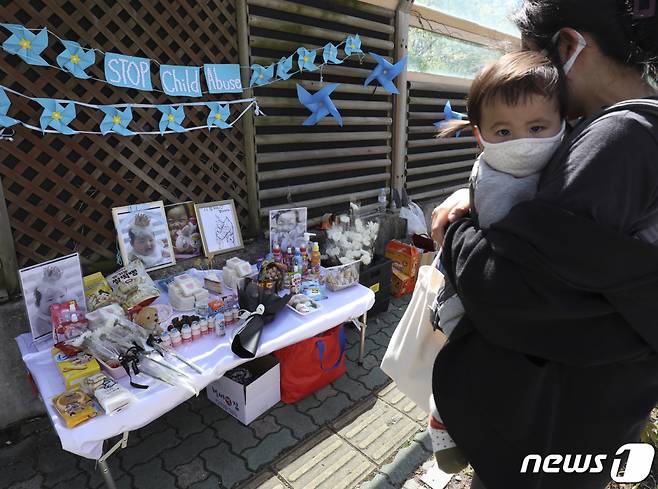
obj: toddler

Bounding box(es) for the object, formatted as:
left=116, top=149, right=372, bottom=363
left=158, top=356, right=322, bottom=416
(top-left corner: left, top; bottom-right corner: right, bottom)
left=430, top=51, right=567, bottom=473
left=127, top=212, right=170, bottom=268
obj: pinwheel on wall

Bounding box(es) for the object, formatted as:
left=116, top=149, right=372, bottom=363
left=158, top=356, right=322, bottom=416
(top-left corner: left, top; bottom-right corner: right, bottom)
left=435, top=100, right=467, bottom=137
left=56, top=40, right=95, bottom=79
left=1, top=24, right=49, bottom=66
left=297, top=47, right=318, bottom=72
left=344, top=34, right=362, bottom=56
left=156, top=105, right=186, bottom=134
left=207, top=102, right=230, bottom=129
left=249, top=63, right=274, bottom=87
left=296, top=83, right=342, bottom=126
left=322, top=43, right=343, bottom=64
left=0, top=88, right=18, bottom=128
left=364, top=53, right=407, bottom=94
left=35, top=99, right=77, bottom=134
left=99, top=106, right=134, bottom=136
left=276, top=54, right=294, bottom=81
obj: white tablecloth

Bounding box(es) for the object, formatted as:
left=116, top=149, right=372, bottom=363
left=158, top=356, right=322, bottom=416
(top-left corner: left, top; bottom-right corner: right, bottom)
left=16, top=283, right=374, bottom=460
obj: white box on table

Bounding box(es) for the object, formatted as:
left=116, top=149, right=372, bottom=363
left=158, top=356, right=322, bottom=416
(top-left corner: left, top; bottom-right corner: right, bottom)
left=206, top=355, right=280, bottom=425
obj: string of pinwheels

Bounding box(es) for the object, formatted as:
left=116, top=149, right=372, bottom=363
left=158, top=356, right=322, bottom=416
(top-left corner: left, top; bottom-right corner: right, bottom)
left=0, top=84, right=261, bottom=135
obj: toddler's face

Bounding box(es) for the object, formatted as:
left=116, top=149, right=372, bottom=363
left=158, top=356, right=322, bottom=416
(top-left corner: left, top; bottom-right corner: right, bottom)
left=133, top=233, right=156, bottom=256
left=478, top=94, right=562, bottom=144
left=276, top=212, right=297, bottom=234
left=38, top=286, right=67, bottom=314
left=167, top=207, right=188, bottom=232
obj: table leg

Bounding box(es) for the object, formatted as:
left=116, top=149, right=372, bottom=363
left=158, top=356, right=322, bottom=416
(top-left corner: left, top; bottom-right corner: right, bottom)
left=358, top=311, right=367, bottom=366
left=98, top=459, right=118, bottom=489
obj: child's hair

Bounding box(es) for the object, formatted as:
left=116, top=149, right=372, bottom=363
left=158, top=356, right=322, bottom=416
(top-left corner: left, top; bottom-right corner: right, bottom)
left=439, top=51, right=566, bottom=137
left=128, top=213, right=155, bottom=245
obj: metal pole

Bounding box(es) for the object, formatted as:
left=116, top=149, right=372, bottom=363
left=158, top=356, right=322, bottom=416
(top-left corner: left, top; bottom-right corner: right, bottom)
left=358, top=311, right=368, bottom=365
left=98, top=459, right=118, bottom=489
left=391, top=0, right=412, bottom=198
left=0, top=173, right=19, bottom=299
left=236, top=0, right=261, bottom=236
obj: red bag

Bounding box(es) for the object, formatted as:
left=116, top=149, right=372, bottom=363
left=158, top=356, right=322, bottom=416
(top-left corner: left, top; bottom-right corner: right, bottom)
left=274, top=325, right=346, bottom=403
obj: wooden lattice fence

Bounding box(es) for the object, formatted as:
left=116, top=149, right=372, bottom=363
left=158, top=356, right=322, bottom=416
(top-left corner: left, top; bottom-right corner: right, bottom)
left=0, top=0, right=249, bottom=268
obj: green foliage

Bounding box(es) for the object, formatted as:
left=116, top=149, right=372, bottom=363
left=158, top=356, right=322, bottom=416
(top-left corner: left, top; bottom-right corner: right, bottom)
left=408, top=27, right=503, bottom=78
left=415, top=0, right=522, bottom=36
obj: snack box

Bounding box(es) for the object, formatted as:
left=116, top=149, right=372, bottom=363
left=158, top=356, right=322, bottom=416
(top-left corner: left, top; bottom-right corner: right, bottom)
left=52, top=390, right=99, bottom=428
left=385, top=240, right=421, bottom=279
left=391, top=269, right=415, bottom=298
left=52, top=347, right=101, bottom=390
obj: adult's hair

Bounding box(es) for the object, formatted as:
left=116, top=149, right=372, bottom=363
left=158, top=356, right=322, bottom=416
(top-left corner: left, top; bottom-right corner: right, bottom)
left=514, top=0, right=658, bottom=81
left=439, top=50, right=565, bottom=136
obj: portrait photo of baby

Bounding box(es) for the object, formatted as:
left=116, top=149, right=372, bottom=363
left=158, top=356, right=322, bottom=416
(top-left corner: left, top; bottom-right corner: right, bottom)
left=269, top=207, right=307, bottom=252
left=165, top=202, right=202, bottom=261
left=18, top=253, right=85, bottom=342
left=112, top=201, right=176, bottom=272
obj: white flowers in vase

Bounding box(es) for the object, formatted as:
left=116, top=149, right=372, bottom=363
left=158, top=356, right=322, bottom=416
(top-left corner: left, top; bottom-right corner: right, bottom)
left=326, top=218, right=379, bottom=266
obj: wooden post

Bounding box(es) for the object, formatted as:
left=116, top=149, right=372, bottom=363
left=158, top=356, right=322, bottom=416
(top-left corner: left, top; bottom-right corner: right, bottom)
left=0, top=174, right=19, bottom=299
left=236, top=0, right=261, bottom=236
left=391, top=0, right=412, bottom=199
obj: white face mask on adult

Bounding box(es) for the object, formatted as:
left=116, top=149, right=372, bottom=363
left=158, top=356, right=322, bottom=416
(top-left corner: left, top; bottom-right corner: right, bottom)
left=479, top=121, right=566, bottom=177
left=548, top=30, right=588, bottom=74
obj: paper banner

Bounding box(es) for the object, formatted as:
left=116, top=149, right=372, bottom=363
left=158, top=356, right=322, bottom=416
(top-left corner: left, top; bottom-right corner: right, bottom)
left=204, top=64, right=242, bottom=94
left=160, top=65, right=202, bottom=97
left=104, top=52, right=152, bottom=91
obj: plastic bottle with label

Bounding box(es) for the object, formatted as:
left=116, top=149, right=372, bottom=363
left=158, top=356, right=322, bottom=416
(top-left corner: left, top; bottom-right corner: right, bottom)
left=310, top=242, right=321, bottom=275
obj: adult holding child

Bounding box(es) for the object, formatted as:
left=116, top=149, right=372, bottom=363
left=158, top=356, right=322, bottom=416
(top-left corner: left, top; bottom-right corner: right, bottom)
left=429, top=1, right=658, bottom=488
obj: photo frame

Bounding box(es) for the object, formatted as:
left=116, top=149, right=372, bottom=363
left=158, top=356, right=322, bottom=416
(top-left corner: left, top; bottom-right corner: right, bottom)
left=194, top=200, right=243, bottom=258
left=112, top=201, right=176, bottom=272
left=18, top=253, right=85, bottom=342
left=269, top=207, right=308, bottom=252
left=164, top=201, right=203, bottom=261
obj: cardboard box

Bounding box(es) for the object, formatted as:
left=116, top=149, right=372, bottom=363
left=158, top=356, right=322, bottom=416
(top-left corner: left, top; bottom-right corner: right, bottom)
left=385, top=241, right=421, bottom=294
left=391, top=269, right=415, bottom=297
left=206, top=355, right=280, bottom=425
left=52, top=347, right=101, bottom=390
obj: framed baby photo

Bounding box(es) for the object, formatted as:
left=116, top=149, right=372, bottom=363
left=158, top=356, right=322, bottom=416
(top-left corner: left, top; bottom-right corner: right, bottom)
left=164, top=201, right=203, bottom=261
left=194, top=200, right=243, bottom=257
left=112, top=201, right=176, bottom=272
left=269, top=207, right=307, bottom=252
left=18, top=253, right=85, bottom=342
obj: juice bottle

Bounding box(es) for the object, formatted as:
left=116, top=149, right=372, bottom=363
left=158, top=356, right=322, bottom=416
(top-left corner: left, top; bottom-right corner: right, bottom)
left=299, top=245, right=308, bottom=274
left=273, top=244, right=282, bottom=264
left=311, top=242, right=321, bottom=275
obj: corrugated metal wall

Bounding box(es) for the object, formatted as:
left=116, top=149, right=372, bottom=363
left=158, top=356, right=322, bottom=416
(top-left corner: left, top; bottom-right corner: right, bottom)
left=245, top=0, right=397, bottom=224
left=405, top=79, right=477, bottom=204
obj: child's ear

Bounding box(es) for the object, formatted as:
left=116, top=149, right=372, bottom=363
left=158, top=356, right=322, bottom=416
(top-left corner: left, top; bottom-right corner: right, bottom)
left=473, top=126, right=484, bottom=148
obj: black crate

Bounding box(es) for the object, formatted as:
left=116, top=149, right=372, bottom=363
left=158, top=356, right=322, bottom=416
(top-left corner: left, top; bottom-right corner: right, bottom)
left=359, top=255, right=392, bottom=317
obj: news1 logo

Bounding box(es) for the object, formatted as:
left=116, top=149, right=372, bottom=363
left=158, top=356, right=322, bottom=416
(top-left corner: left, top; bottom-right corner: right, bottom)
left=520, top=443, right=655, bottom=483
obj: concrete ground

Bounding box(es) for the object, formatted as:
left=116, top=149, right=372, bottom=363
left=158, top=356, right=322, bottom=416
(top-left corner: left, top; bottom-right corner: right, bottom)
left=0, top=295, right=455, bottom=489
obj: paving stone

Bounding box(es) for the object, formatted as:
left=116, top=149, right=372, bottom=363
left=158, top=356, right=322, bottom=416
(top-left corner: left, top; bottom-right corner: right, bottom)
left=132, top=457, right=177, bottom=489
left=135, top=418, right=169, bottom=441
left=345, top=343, right=362, bottom=362
left=0, top=460, right=36, bottom=488
left=190, top=473, right=221, bottom=489
left=36, top=436, right=79, bottom=487
left=314, top=385, right=338, bottom=402
left=120, top=427, right=179, bottom=470
left=250, top=414, right=280, bottom=439
left=356, top=472, right=396, bottom=489
left=197, top=402, right=230, bottom=426
left=292, top=393, right=322, bottom=411
left=414, top=430, right=432, bottom=452
left=165, top=402, right=207, bottom=438
left=50, top=472, right=88, bottom=489
left=276, top=428, right=375, bottom=489
left=186, top=393, right=216, bottom=414
left=79, top=455, right=125, bottom=489
left=239, top=470, right=287, bottom=489
left=332, top=374, right=371, bottom=402
left=418, top=456, right=452, bottom=489
left=0, top=436, right=38, bottom=468
left=270, top=404, right=318, bottom=440
left=307, top=392, right=353, bottom=425
left=172, top=457, right=210, bottom=488
left=161, top=428, right=220, bottom=470
left=358, top=366, right=392, bottom=391
left=378, top=383, right=428, bottom=424
left=5, top=474, right=44, bottom=489
left=211, top=417, right=260, bottom=454
left=367, top=346, right=388, bottom=364
left=370, top=330, right=393, bottom=349
left=201, top=442, right=252, bottom=488
left=401, top=476, right=429, bottom=489
left=243, top=427, right=297, bottom=471
left=380, top=440, right=434, bottom=486
left=334, top=398, right=421, bottom=464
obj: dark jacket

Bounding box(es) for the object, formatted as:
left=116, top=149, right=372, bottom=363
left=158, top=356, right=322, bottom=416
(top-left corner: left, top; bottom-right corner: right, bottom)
left=434, top=102, right=658, bottom=489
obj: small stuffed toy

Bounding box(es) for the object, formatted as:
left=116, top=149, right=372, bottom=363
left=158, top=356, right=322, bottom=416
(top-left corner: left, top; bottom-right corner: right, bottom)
left=133, top=306, right=159, bottom=334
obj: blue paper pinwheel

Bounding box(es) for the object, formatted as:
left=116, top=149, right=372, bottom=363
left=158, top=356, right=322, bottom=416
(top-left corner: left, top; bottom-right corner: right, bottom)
left=435, top=100, right=467, bottom=137
left=1, top=24, right=49, bottom=66
left=0, top=88, right=18, bottom=128
left=322, top=43, right=343, bottom=64
left=207, top=102, right=230, bottom=129
left=276, top=55, right=294, bottom=81
left=99, top=106, right=134, bottom=136
left=344, top=35, right=362, bottom=56
left=296, top=83, right=342, bottom=126
left=250, top=64, right=274, bottom=87
left=35, top=99, right=77, bottom=134
left=297, top=48, right=318, bottom=72
left=364, top=53, right=407, bottom=94
left=56, top=40, right=95, bottom=79
left=156, top=105, right=186, bottom=134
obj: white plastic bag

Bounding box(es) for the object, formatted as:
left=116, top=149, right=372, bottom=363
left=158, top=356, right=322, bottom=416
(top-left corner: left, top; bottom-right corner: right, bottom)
left=400, top=201, right=428, bottom=237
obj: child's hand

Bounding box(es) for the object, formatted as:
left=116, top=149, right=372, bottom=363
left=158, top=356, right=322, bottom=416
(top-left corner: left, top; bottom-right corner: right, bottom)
left=431, top=188, right=471, bottom=246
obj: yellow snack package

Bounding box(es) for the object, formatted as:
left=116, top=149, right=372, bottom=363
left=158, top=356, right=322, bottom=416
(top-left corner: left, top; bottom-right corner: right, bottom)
left=52, top=390, right=99, bottom=428
left=83, top=272, right=115, bottom=312
left=52, top=347, right=101, bottom=390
